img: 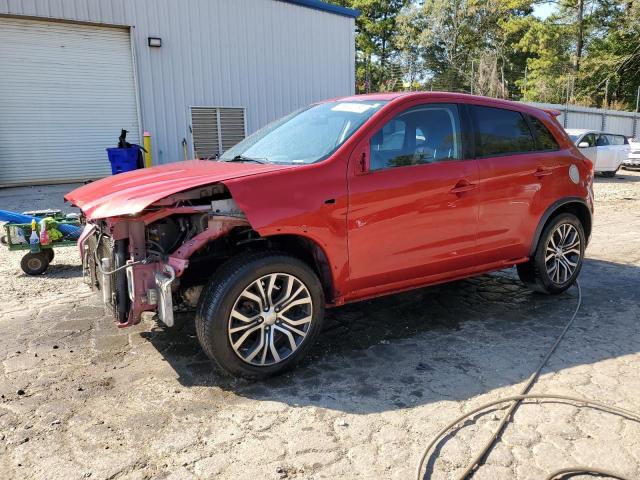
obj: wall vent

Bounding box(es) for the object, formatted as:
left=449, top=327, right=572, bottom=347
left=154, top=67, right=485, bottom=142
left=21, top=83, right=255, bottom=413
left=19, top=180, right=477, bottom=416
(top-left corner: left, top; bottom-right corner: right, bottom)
left=191, top=106, right=246, bottom=159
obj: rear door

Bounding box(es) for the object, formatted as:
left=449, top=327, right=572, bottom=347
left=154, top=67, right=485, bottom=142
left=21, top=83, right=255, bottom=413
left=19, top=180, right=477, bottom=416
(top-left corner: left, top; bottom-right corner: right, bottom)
left=471, top=105, right=558, bottom=263
left=604, top=134, right=629, bottom=171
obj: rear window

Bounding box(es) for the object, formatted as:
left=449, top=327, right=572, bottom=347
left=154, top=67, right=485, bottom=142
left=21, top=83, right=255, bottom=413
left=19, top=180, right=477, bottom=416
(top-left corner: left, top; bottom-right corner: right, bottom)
left=470, top=105, right=536, bottom=157
left=528, top=115, right=559, bottom=151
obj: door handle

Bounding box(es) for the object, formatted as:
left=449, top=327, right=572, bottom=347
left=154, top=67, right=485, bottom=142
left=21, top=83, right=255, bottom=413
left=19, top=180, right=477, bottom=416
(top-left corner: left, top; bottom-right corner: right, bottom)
left=450, top=181, right=477, bottom=194
left=534, top=167, right=553, bottom=177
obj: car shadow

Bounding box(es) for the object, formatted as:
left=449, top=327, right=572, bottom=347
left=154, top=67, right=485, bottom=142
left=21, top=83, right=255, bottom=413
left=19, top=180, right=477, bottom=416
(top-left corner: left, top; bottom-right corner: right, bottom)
left=595, top=172, right=640, bottom=183
left=139, top=257, right=639, bottom=415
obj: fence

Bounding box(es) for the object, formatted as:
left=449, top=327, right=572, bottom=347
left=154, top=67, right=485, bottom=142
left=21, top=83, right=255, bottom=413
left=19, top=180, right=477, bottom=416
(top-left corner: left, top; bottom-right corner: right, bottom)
left=526, top=102, right=640, bottom=140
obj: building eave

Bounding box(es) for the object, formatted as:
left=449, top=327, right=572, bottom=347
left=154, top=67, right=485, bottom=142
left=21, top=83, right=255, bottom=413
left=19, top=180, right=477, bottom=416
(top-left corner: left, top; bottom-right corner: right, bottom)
left=278, top=0, right=359, bottom=19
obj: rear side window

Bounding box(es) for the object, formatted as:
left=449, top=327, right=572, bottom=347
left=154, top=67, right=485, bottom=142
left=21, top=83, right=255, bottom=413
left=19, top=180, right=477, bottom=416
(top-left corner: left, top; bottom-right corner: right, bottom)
left=604, top=134, right=626, bottom=146
left=527, top=115, right=559, bottom=151
left=470, top=106, right=535, bottom=157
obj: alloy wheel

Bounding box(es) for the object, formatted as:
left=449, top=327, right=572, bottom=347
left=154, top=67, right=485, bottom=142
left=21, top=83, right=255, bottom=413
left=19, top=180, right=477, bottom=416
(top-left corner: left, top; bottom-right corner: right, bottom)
left=227, top=273, right=313, bottom=366
left=545, top=223, right=581, bottom=285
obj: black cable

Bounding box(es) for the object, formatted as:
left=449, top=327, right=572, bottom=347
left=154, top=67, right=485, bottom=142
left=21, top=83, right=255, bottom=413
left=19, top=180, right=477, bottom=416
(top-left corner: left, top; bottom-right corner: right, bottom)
left=544, top=467, right=634, bottom=480
left=93, top=232, right=149, bottom=275
left=415, top=281, right=639, bottom=479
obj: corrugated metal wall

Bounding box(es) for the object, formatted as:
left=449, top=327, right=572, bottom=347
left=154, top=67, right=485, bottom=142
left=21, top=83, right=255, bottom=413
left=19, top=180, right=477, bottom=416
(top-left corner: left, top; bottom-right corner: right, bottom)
left=0, top=0, right=356, bottom=166
left=527, top=102, right=640, bottom=140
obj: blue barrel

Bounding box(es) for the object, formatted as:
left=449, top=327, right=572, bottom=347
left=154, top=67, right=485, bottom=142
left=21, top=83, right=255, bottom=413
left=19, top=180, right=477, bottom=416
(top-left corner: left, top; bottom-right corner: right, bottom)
left=107, top=146, right=142, bottom=175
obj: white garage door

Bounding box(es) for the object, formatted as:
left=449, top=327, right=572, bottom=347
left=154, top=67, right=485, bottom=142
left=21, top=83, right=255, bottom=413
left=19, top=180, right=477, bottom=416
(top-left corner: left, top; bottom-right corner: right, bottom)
left=0, top=17, right=140, bottom=186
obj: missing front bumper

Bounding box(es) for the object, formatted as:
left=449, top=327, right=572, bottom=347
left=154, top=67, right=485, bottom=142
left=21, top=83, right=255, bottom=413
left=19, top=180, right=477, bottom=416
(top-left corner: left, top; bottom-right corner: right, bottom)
left=154, top=264, right=176, bottom=327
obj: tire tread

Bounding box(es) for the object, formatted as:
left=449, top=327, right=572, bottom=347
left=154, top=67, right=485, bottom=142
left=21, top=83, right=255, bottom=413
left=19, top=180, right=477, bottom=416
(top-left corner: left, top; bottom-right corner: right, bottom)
left=517, top=213, right=585, bottom=295
left=195, top=250, right=324, bottom=379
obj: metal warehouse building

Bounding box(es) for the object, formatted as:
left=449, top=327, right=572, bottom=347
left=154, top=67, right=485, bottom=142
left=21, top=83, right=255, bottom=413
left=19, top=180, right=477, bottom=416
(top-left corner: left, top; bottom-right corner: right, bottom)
left=0, top=0, right=357, bottom=186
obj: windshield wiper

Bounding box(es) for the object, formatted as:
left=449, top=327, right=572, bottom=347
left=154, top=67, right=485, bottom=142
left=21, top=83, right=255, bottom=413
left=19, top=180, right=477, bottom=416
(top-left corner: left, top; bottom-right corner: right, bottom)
left=226, top=155, right=268, bottom=164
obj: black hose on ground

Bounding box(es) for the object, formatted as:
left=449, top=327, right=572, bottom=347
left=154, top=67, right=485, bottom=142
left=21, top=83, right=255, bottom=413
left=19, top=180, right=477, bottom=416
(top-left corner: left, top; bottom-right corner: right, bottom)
left=415, top=281, right=640, bottom=480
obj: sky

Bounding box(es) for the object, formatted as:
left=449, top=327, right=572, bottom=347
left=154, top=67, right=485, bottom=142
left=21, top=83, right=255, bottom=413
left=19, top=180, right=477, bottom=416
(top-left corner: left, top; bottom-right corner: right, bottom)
left=533, top=2, right=557, bottom=19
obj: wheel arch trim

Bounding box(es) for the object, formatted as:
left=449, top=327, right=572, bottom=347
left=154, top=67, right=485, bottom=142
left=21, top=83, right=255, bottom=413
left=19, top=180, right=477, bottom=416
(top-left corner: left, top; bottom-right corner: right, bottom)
left=529, top=197, right=592, bottom=257
left=259, top=232, right=338, bottom=303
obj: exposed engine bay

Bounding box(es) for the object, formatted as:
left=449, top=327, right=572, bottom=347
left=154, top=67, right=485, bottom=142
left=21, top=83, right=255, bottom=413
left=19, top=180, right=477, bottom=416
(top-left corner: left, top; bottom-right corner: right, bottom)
left=79, top=184, right=254, bottom=327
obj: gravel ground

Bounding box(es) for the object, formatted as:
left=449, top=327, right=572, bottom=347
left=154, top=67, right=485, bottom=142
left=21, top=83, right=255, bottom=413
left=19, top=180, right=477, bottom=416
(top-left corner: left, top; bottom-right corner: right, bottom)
left=0, top=171, right=639, bottom=480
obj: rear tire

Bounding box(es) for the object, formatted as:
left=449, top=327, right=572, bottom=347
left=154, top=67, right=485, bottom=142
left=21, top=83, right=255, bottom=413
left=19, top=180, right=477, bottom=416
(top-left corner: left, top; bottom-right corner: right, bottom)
left=517, top=213, right=585, bottom=294
left=196, top=252, right=325, bottom=379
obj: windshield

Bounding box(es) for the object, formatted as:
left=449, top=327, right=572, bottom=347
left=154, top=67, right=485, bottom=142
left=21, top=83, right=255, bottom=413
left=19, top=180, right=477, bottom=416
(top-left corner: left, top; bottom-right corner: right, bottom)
left=569, top=134, right=580, bottom=142
left=220, top=100, right=388, bottom=164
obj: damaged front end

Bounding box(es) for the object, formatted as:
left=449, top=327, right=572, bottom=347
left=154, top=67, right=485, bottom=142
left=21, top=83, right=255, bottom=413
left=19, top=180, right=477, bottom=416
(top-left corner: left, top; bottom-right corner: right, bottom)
left=78, top=184, right=250, bottom=327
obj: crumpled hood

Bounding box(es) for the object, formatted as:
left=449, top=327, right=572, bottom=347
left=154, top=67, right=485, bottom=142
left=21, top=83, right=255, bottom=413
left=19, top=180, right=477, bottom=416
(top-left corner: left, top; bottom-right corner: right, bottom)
left=65, top=160, right=291, bottom=219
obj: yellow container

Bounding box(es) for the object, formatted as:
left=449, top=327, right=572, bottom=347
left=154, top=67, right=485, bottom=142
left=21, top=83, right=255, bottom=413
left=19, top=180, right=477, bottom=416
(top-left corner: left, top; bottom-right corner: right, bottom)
left=143, top=131, right=152, bottom=168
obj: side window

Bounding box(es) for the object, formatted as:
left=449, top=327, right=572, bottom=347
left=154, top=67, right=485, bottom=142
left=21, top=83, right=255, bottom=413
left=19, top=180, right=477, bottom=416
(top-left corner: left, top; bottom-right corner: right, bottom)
left=596, top=134, right=610, bottom=147
left=527, top=115, right=559, bottom=151
left=605, top=135, right=625, bottom=146
left=470, top=105, right=536, bottom=157
left=581, top=134, right=597, bottom=147
left=377, top=119, right=406, bottom=151
left=369, top=104, right=462, bottom=171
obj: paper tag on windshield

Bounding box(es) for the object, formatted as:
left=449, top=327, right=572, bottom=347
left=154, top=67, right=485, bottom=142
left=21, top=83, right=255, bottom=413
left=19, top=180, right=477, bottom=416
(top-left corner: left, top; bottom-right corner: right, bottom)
left=331, top=103, right=376, bottom=114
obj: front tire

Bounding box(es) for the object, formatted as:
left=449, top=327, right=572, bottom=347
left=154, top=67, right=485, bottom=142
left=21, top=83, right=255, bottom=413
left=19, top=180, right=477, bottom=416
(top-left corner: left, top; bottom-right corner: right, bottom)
left=517, top=213, right=586, bottom=294
left=196, top=252, right=325, bottom=379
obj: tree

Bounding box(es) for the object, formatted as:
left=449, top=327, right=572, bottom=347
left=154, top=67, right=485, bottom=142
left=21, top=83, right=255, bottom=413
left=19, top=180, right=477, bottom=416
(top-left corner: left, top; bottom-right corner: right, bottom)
left=511, top=15, right=574, bottom=103
left=515, top=0, right=640, bottom=108
left=578, top=0, right=640, bottom=108
left=404, top=0, right=534, bottom=95
left=330, top=0, right=640, bottom=109
left=329, top=0, right=409, bottom=92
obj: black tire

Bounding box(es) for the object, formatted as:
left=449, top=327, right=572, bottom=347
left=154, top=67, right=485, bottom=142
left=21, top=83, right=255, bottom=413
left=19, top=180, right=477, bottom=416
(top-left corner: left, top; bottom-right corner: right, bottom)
left=21, top=252, right=50, bottom=275
left=114, top=240, right=130, bottom=323
left=196, top=252, right=325, bottom=379
left=517, top=213, right=586, bottom=294
left=0, top=235, right=8, bottom=246
left=601, top=170, right=617, bottom=178
left=44, top=248, right=54, bottom=262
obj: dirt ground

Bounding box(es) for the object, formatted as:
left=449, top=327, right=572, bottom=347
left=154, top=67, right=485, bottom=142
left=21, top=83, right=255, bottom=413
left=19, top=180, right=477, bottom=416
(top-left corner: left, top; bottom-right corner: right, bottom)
left=1, top=171, right=639, bottom=480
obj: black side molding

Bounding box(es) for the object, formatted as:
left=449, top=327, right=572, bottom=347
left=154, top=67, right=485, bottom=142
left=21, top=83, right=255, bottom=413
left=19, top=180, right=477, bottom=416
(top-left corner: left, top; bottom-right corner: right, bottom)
left=529, top=197, right=592, bottom=256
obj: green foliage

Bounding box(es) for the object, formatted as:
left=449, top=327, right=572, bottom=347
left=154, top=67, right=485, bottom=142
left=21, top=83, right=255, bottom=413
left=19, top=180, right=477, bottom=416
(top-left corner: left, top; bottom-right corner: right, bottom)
left=329, top=0, right=410, bottom=92
left=328, top=0, right=640, bottom=109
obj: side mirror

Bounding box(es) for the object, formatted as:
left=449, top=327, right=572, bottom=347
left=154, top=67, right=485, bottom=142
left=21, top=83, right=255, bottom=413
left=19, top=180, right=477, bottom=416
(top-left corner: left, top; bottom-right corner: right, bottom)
left=578, top=141, right=590, bottom=148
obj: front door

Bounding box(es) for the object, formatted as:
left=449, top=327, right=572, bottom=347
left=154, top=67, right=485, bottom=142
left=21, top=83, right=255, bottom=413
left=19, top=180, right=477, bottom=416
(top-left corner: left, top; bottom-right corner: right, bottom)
left=347, top=103, right=479, bottom=293
left=578, top=133, right=598, bottom=165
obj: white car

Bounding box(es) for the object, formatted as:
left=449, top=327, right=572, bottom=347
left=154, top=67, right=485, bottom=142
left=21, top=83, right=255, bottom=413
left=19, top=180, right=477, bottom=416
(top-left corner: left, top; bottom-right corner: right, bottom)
left=566, top=129, right=630, bottom=177
left=623, top=138, right=640, bottom=169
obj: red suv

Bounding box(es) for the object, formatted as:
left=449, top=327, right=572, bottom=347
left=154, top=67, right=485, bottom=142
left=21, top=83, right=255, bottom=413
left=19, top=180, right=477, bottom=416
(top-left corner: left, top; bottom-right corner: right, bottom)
left=66, top=92, right=593, bottom=378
